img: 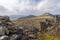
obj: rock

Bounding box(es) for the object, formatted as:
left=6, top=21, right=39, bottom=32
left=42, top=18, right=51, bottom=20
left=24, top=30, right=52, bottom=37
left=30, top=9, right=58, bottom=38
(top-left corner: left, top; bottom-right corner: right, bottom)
left=0, top=36, right=9, bottom=40
left=29, top=39, right=39, bottom=40
left=2, top=37, right=9, bottom=40
left=10, top=34, right=22, bottom=40
left=0, top=26, right=9, bottom=36
left=0, top=16, right=39, bottom=40
left=21, top=34, right=29, bottom=40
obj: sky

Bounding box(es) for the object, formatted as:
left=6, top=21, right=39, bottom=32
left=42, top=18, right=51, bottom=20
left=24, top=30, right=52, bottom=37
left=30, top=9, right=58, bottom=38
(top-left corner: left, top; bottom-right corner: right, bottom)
left=0, top=0, right=60, bottom=16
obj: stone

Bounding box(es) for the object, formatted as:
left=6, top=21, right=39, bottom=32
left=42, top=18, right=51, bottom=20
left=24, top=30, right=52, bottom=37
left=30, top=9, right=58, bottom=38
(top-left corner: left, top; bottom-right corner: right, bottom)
left=10, top=34, right=23, bottom=40
left=0, top=16, right=39, bottom=40
left=0, top=26, right=9, bottom=36
left=0, top=36, right=9, bottom=40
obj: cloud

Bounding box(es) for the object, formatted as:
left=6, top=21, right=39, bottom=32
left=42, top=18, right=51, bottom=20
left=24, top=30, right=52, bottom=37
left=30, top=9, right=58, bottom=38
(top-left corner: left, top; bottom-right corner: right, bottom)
left=37, top=0, right=60, bottom=14
left=0, top=0, right=60, bottom=15
left=0, top=0, right=39, bottom=11
left=14, top=0, right=40, bottom=11
left=0, top=0, right=18, bottom=11
left=0, top=0, right=41, bottom=15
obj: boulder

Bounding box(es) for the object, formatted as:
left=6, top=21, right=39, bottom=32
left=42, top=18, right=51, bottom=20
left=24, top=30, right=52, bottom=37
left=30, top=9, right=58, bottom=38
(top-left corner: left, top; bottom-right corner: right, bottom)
left=0, top=36, right=9, bottom=40
left=0, top=26, right=9, bottom=36
left=10, top=34, right=23, bottom=40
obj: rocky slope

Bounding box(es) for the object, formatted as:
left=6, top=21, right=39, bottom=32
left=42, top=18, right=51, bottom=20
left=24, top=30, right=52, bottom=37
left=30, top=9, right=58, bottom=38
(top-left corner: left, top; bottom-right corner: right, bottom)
left=0, top=16, right=39, bottom=40
left=12, top=13, right=60, bottom=40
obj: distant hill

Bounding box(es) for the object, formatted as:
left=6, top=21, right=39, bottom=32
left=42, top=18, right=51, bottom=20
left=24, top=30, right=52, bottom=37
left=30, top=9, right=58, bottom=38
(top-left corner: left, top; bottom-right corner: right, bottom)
left=9, top=15, right=25, bottom=20
left=55, top=15, right=60, bottom=17
left=18, top=15, right=36, bottom=20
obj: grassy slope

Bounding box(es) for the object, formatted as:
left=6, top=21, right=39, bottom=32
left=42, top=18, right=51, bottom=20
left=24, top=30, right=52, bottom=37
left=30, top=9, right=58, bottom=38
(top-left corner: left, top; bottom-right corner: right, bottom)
left=12, top=16, right=60, bottom=40
left=12, top=17, right=41, bottom=30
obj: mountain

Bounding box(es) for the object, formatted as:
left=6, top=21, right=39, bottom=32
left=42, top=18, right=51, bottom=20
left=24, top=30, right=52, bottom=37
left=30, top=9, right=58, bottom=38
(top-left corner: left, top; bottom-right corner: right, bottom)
left=12, top=13, right=60, bottom=30
left=9, top=15, right=25, bottom=20
left=18, top=15, right=36, bottom=20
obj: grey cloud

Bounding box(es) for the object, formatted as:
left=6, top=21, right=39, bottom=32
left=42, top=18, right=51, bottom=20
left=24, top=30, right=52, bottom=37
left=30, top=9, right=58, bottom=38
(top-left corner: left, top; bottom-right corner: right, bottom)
left=0, top=6, right=8, bottom=13
left=0, top=0, right=60, bottom=16
left=37, top=0, right=60, bottom=14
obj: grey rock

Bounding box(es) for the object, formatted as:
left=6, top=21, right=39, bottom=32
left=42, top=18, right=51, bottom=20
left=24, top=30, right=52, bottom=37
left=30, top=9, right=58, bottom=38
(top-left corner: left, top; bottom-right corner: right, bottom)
left=0, top=16, right=39, bottom=40
left=10, top=34, right=22, bottom=40
left=0, top=26, right=9, bottom=36
left=0, top=36, right=9, bottom=40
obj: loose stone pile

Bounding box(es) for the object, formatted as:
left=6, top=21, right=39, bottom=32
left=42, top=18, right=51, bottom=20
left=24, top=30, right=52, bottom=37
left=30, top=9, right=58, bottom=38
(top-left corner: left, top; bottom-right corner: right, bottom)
left=0, top=16, right=39, bottom=40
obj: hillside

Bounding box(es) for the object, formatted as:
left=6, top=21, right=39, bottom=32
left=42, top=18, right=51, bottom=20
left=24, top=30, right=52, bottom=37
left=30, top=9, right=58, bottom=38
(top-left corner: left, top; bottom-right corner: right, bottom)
left=0, top=14, right=59, bottom=40
left=12, top=13, right=60, bottom=40
left=0, top=16, right=40, bottom=40
left=18, top=15, right=36, bottom=20
left=12, top=13, right=57, bottom=30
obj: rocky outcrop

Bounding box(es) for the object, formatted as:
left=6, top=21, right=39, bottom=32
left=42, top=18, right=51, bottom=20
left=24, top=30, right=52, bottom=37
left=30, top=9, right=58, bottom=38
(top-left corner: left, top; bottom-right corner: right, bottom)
left=0, top=16, right=39, bottom=40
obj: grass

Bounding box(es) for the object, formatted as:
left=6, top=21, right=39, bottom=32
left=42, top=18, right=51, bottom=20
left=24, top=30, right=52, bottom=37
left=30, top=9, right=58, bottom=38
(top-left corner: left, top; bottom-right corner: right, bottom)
left=12, top=16, right=60, bottom=40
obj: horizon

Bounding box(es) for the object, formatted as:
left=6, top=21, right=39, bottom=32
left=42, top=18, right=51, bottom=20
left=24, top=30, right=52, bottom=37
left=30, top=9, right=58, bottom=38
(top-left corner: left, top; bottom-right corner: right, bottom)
left=0, top=13, right=60, bottom=16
